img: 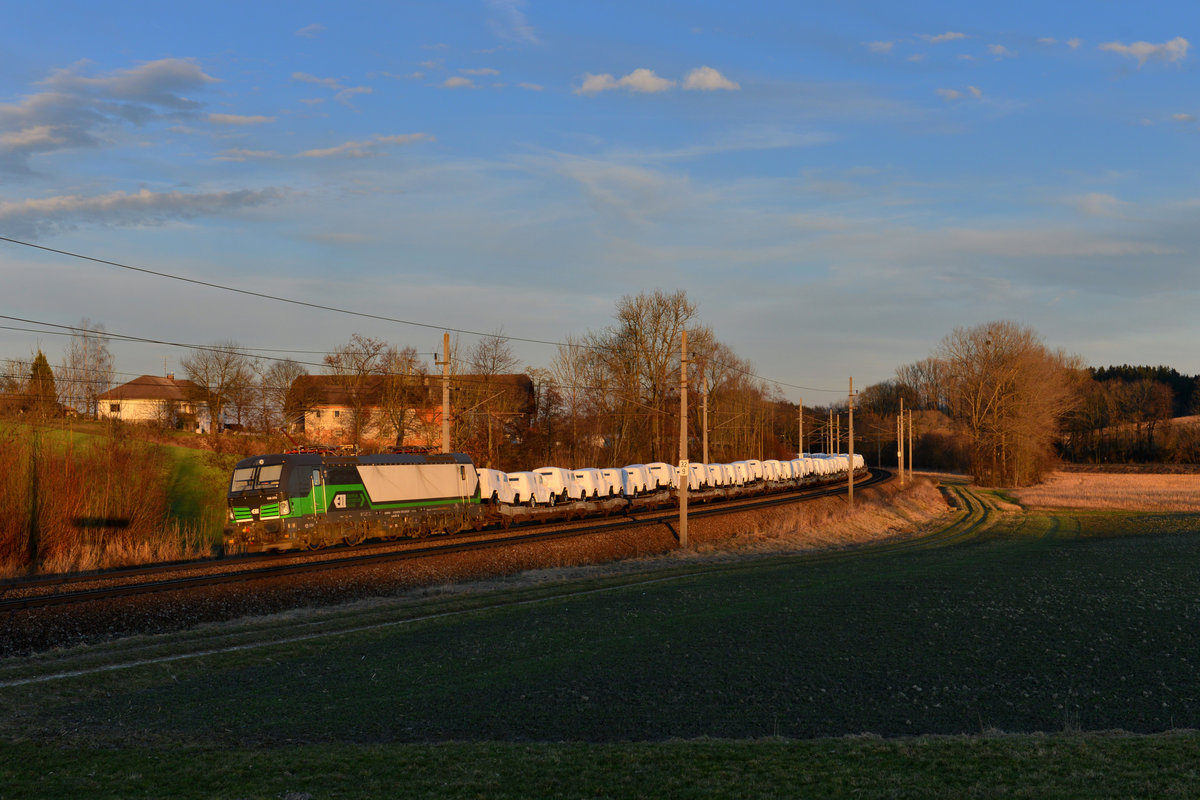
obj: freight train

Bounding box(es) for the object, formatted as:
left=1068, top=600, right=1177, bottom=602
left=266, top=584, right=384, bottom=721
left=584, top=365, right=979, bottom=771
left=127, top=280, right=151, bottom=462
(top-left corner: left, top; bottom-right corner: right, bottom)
left=223, top=451, right=867, bottom=555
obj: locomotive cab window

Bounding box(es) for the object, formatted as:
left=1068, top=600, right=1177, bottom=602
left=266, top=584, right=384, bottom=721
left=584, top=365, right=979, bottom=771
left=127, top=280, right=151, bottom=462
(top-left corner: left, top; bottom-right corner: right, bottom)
left=231, top=468, right=256, bottom=492
left=257, top=464, right=283, bottom=488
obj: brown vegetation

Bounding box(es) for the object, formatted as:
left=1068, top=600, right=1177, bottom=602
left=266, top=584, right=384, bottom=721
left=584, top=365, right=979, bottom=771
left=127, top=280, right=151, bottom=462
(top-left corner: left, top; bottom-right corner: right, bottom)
left=1009, top=472, right=1200, bottom=512
left=0, top=426, right=210, bottom=576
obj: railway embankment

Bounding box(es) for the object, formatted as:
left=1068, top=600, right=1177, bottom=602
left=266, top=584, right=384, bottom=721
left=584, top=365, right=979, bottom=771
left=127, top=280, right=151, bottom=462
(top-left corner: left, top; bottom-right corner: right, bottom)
left=0, top=476, right=946, bottom=656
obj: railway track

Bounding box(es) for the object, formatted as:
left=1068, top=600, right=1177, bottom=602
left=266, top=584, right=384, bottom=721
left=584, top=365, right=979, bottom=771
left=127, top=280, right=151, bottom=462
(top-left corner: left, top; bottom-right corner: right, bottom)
left=0, top=469, right=891, bottom=612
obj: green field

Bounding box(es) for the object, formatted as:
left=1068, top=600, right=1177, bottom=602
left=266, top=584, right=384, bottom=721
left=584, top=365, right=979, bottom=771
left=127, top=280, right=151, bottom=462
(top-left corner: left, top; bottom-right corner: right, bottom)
left=4, top=483, right=1200, bottom=798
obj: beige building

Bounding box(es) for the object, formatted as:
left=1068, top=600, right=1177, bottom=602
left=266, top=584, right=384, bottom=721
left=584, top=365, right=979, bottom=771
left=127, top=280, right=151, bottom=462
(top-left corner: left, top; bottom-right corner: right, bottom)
left=97, top=375, right=215, bottom=432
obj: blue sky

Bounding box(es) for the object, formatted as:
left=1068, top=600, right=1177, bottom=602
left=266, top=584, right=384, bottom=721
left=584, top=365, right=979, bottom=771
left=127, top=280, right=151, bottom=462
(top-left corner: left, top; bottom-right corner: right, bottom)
left=2, top=0, right=1198, bottom=400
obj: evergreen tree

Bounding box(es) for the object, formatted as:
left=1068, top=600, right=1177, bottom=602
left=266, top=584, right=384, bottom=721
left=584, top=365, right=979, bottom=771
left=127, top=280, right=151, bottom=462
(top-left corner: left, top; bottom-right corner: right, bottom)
left=28, top=350, right=57, bottom=418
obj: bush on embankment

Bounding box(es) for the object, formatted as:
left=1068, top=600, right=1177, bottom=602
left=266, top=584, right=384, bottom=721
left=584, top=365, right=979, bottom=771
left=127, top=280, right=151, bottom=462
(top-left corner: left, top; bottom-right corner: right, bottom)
left=0, top=423, right=222, bottom=575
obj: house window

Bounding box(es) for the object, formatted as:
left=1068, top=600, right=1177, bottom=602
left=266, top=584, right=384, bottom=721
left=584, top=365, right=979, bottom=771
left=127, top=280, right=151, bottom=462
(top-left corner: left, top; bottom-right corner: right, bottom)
left=315, top=410, right=322, bottom=418
left=334, top=410, right=341, bottom=418
left=109, top=403, right=120, bottom=413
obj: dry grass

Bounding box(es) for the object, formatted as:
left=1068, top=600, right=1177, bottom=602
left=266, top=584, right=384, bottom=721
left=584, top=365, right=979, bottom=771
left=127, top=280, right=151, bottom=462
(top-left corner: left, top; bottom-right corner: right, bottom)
left=1011, top=471, right=1200, bottom=512
left=698, top=478, right=951, bottom=556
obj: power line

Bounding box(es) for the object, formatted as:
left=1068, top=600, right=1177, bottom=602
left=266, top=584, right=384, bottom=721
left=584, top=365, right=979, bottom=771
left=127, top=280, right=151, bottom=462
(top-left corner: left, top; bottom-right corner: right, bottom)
left=0, top=234, right=845, bottom=393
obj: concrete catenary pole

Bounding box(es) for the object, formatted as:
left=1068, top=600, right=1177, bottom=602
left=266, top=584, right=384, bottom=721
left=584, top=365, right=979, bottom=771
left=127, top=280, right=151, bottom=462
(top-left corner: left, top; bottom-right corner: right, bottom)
left=701, top=358, right=709, bottom=464
left=679, top=330, right=689, bottom=548
left=797, top=397, right=803, bottom=456
left=439, top=332, right=451, bottom=454
left=907, top=408, right=914, bottom=479
left=898, top=397, right=905, bottom=486
left=848, top=377, right=854, bottom=510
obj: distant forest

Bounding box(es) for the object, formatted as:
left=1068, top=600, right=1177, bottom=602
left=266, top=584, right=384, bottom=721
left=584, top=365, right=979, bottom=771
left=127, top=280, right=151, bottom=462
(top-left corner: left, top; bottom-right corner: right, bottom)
left=1060, top=364, right=1200, bottom=464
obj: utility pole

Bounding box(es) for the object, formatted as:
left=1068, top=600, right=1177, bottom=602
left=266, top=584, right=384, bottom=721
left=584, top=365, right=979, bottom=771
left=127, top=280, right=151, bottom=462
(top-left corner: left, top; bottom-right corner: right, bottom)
left=835, top=413, right=840, bottom=455
left=828, top=409, right=833, bottom=453
left=678, top=329, right=689, bottom=548
left=437, top=332, right=451, bottom=454
left=701, top=358, right=709, bottom=464
left=907, top=408, right=914, bottom=479
left=797, top=397, right=803, bottom=456
left=848, top=377, right=855, bottom=509
left=898, top=398, right=905, bottom=486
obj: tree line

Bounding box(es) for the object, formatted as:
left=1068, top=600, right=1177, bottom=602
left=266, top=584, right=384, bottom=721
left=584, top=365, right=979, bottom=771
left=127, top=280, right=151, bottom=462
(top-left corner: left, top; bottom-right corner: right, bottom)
left=3, top=306, right=1198, bottom=484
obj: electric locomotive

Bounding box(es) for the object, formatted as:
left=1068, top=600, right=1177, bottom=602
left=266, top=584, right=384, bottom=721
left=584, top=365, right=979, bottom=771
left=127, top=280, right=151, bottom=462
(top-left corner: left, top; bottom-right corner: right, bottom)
left=223, top=451, right=482, bottom=554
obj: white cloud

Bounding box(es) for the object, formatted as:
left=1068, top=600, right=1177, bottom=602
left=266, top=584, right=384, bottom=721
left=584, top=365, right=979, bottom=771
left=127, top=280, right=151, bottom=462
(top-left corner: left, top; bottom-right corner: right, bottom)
left=0, top=58, right=221, bottom=173
left=461, top=68, right=500, bottom=76
left=1038, top=37, right=1057, bottom=46
left=486, top=0, right=540, bottom=45
left=208, top=113, right=275, bottom=125
left=214, top=148, right=281, bottom=161
left=292, top=72, right=342, bottom=89
left=1172, top=113, right=1195, bottom=122
left=39, top=58, right=219, bottom=109
left=334, top=86, right=371, bottom=107
left=988, top=44, right=1016, bottom=58
left=0, top=187, right=283, bottom=239
left=299, top=132, right=432, bottom=158
left=519, top=82, right=544, bottom=91
left=1067, top=38, right=1082, bottom=49
left=866, top=41, right=894, bottom=54
left=441, top=76, right=476, bottom=89
left=683, top=66, right=740, bottom=91
left=968, top=85, right=983, bottom=98
left=1065, top=192, right=1128, bottom=218
left=0, top=125, right=65, bottom=149
left=620, top=68, right=675, bottom=93
left=576, top=73, right=619, bottom=94
left=295, top=23, right=325, bottom=38
left=907, top=54, right=926, bottom=63
left=922, top=32, right=967, bottom=44
left=575, top=69, right=675, bottom=95
left=1099, top=37, right=1189, bottom=67
left=937, top=88, right=962, bottom=101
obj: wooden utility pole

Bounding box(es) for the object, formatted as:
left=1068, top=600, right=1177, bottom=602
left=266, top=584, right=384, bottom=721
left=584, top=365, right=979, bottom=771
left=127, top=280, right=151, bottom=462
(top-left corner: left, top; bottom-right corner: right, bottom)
left=898, top=398, right=906, bottom=486
left=438, top=332, right=451, bottom=454
left=678, top=330, right=689, bottom=548
left=828, top=409, right=833, bottom=453
left=797, top=397, right=803, bottom=456
left=835, top=413, right=840, bottom=455
left=848, top=377, right=855, bottom=509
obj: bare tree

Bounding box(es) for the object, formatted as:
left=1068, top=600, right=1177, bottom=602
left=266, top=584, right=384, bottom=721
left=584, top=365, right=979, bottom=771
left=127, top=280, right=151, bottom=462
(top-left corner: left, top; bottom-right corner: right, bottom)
left=58, top=318, right=114, bottom=418
left=377, top=346, right=428, bottom=447
left=252, top=358, right=308, bottom=434
left=181, top=342, right=253, bottom=435
left=934, top=321, right=1077, bottom=486
left=467, top=330, right=522, bottom=467
left=324, top=334, right=392, bottom=449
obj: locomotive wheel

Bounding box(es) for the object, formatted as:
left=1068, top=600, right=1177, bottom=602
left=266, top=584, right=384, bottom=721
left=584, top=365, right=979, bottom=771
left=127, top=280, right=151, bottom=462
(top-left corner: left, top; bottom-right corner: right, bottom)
left=342, top=526, right=366, bottom=546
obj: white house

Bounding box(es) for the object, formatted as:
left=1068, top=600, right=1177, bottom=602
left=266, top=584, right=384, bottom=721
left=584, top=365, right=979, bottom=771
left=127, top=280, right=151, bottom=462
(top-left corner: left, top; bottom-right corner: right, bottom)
left=97, top=375, right=214, bottom=432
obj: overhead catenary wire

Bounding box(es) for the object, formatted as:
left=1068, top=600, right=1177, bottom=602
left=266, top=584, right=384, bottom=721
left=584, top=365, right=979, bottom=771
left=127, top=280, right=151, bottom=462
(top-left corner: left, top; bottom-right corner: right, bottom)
left=0, top=235, right=844, bottom=394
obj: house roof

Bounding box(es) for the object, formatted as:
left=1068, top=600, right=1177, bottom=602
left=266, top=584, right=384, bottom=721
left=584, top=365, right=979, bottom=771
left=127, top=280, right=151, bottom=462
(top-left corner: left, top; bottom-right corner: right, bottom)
left=291, top=373, right=534, bottom=410
left=97, top=375, right=200, bottom=402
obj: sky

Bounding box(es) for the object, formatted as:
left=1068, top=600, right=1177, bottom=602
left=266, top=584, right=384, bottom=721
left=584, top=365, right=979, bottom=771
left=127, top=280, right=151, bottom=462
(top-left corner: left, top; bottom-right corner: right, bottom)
left=2, top=0, right=1199, bottom=402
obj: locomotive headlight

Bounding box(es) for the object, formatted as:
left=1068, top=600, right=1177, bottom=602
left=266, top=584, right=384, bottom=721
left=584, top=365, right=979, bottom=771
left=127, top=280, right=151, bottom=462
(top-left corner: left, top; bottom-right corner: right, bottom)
left=280, top=500, right=291, bottom=516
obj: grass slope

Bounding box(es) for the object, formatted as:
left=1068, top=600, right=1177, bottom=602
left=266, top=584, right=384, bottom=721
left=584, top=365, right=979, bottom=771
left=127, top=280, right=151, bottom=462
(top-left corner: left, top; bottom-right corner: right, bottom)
left=3, top=483, right=1200, bottom=797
